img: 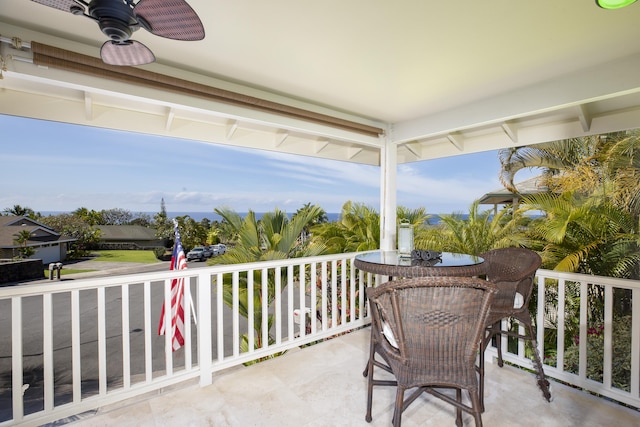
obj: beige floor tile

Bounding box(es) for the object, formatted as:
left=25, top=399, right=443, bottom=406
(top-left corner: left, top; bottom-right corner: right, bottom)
left=66, top=328, right=640, bottom=427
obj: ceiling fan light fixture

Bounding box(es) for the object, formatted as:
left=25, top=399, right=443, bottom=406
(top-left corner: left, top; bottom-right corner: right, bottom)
left=31, top=0, right=204, bottom=66
left=596, top=0, right=637, bottom=9
left=101, top=40, right=155, bottom=66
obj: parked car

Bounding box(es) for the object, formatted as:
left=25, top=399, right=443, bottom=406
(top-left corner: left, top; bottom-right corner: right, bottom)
left=187, top=246, right=210, bottom=261
left=212, top=244, right=227, bottom=255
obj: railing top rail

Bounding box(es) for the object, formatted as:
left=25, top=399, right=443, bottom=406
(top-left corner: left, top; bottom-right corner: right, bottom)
left=537, top=268, right=640, bottom=290
left=4, top=255, right=639, bottom=299
left=0, top=252, right=362, bottom=298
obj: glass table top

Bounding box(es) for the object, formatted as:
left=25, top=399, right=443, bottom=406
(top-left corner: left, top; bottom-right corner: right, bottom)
left=355, top=250, right=484, bottom=267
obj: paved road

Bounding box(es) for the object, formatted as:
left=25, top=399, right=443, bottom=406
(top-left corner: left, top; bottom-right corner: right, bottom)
left=23, top=256, right=214, bottom=285
left=0, top=256, right=247, bottom=421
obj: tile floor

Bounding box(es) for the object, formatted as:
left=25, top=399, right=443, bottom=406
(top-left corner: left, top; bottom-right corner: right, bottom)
left=62, top=328, right=640, bottom=427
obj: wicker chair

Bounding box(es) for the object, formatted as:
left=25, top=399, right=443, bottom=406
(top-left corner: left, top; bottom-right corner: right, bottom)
left=365, top=277, right=496, bottom=427
left=478, top=248, right=551, bottom=410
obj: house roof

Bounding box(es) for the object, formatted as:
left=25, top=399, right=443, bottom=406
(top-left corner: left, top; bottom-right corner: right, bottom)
left=97, top=225, right=158, bottom=242
left=0, top=216, right=76, bottom=248
left=478, top=176, right=548, bottom=206
left=2, top=2, right=640, bottom=165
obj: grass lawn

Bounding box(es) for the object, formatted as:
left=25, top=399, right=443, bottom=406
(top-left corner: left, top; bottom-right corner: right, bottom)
left=90, top=250, right=161, bottom=263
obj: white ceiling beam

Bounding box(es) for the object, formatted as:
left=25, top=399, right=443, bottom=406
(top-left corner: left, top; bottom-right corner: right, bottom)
left=501, top=121, right=518, bottom=143
left=348, top=147, right=363, bottom=159
left=447, top=132, right=464, bottom=151
left=577, top=104, right=591, bottom=132
left=275, top=131, right=288, bottom=147
left=402, top=141, right=421, bottom=159
left=226, top=120, right=238, bottom=140
left=165, top=107, right=175, bottom=131
left=83, top=91, right=92, bottom=120
left=315, top=139, right=330, bottom=154
left=393, top=54, right=640, bottom=144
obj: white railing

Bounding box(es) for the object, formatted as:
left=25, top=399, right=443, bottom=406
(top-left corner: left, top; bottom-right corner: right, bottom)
left=1, top=258, right=638, bottom=426
left=485, top=269, right=640, bottom=409
left=0, top=253, right=376, bottom=427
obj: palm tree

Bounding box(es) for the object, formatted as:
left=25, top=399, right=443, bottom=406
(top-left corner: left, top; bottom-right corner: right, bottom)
left=294, top=202, right=328, bottom=225
left=500, top=133, right=640, bottom=277
left=415, top=200, right=530, bottom=256
left=292, top=202, right=328, bottom=244
left=499, top=132, right=640, bottom=214
left=521, top=192, right=640, bottom=278
left=210, top=206, right=327, bottom=355
left=498, top=138, right=599, bottom=192
left=310, top=201, right=380, bottom=253
left=397, top=206, right=431, bottom=226
left=596, top=131, right=640, bottom=215
left=3, top=204, right=40, bottom=219
left=73, top=207, right=103, bottom=226
left=13, top=229, right=35, bottom=259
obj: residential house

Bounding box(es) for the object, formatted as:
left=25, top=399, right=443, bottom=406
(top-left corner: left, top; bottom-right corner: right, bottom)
left=0, top=215, right=76, bottom=263
left=96, top=225, right=163, bottom=250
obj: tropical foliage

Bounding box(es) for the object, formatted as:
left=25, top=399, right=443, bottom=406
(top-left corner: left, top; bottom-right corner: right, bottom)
left=310, top=201, right=431, bottom=254
left=310, top=201, right=380, bottom=253
left=2, top=204, right=40, bottom=219
left=40, top=213, right=102, bottom=258
left=209, top=205, right=327, bottom=360
left=415, top=200, right=531, bottom=256
left=12, top=229, right=35, bottom=259
left=499, top=132, right=640, bottom=279
left=498, top=132, right=640, bottom=391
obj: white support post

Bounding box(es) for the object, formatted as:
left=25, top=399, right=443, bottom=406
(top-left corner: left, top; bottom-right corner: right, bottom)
left=380, top=131, right=397, bottom=251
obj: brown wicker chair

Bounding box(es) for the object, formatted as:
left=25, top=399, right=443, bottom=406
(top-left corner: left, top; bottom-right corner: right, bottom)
left=365, top=277, right=496, bottom=427
left=478, top=248, right=551, bottom=410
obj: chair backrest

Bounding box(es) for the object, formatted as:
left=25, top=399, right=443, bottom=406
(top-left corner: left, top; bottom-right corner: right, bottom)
left=366, top=276, right=496, bottom=385
left=479, top=247, right=542, bottom=317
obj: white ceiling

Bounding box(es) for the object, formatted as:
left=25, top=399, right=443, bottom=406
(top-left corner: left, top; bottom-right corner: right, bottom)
left=2, top=0, right=640, bottom=165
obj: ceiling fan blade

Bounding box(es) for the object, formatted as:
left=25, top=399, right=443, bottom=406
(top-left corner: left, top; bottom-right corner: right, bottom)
left=134, top=0, right=205, bottom=41
left=101, top=40, right=155, bottom=66
left=30, top=0, right=84, bottom=13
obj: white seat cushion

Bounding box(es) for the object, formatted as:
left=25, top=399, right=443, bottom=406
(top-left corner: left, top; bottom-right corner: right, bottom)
left=514, top=292, right=524, bottom=309
left=382, top=321, right=398, bottom=348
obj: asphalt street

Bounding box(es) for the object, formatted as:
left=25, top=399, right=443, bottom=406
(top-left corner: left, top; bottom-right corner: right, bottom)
left=0, top=256, right=252, bottom=421
left=22, top=256, right=211, bottom=285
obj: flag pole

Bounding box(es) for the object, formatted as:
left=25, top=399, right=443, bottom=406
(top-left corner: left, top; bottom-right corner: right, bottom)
left=173, top=219, right=198, bottom=327
left=188, top=288, right=198, bottom=327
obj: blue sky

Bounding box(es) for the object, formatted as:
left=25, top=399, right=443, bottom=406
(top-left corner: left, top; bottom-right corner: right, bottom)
left=0, top=114, right=537, bottom=215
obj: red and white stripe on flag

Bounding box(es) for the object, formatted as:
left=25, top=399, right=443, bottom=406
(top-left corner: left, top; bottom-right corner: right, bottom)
left=158, top=221, right=188, bottom=351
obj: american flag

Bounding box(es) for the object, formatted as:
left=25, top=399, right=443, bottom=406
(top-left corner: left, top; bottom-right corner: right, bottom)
left=158, top=220, right=188, bottom=351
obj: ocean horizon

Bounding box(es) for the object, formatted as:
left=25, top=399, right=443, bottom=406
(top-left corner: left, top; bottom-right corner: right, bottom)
left=37, top=211, right=469, bottom=224
left=39, top=211, right=343, bottom=223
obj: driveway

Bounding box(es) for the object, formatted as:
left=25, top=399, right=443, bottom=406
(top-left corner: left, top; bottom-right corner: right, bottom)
left=19, top=256, right=214, bottom=285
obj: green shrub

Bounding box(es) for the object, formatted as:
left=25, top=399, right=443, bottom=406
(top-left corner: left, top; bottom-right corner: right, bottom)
left=551, top=315, right=632, bottom=392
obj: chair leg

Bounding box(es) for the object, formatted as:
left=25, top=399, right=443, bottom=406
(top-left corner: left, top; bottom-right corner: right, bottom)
left=493, top=322, right=504, bottom=368
left=525, top=322, right=552, bottom=402
left=469, top=388, right=484, bottom=427
left=365, top=346, right=375, bottom=422
left=478, top=336, right=486, bottom=413
left=393, top=386, right=405, bottom=427
left=363, top=331, right=374, bottom=378
left=455, top=388, right=463, bottom=427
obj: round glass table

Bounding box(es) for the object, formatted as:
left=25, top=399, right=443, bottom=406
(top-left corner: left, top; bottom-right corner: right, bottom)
left=354, top=250, right=486, bottom=278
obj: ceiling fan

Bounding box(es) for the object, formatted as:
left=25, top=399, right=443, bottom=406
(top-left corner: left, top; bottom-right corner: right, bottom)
left=30, top=0, right=205, bottom=66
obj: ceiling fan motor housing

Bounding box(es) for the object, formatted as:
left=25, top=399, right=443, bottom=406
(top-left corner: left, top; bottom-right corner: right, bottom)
left=88, top=0, right=138, bottom=42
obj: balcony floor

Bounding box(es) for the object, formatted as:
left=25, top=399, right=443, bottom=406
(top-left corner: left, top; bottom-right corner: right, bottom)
left=66, top=328, right=640, bottom=427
